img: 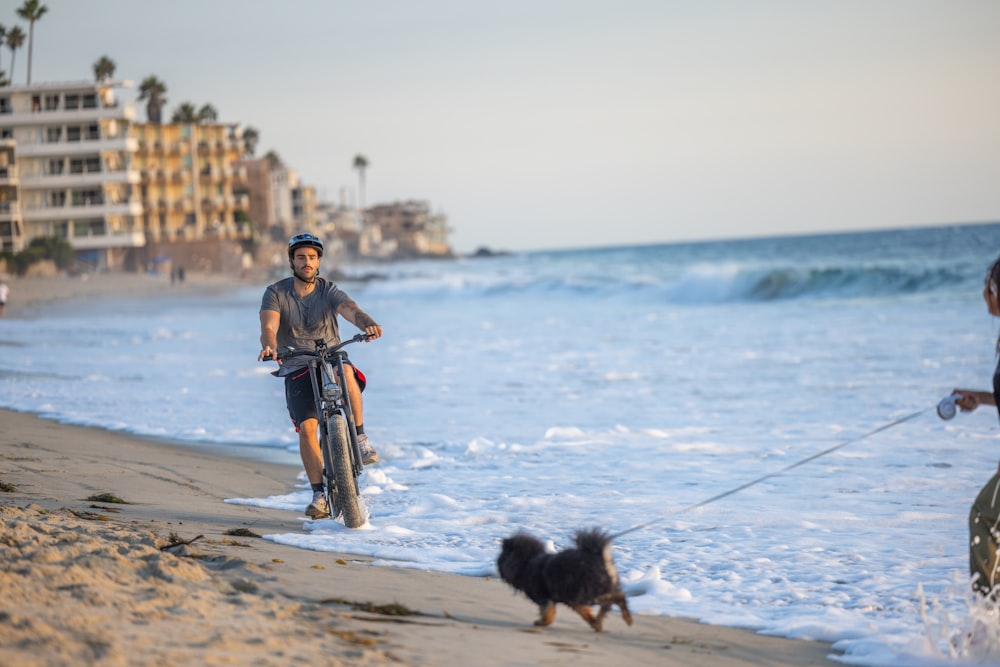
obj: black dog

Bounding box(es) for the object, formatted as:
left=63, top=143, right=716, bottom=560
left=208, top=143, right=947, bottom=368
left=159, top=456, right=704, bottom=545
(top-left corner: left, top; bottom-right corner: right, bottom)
left=497, top=528, right=633, bottom=632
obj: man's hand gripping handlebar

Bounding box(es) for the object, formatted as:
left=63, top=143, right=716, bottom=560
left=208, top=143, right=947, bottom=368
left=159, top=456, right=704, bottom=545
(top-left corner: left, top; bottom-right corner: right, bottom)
left=259, top=332, right=376, bottom=364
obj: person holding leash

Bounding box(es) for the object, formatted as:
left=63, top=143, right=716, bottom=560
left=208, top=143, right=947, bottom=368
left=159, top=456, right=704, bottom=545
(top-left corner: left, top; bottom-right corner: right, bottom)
left=951, top=255, right=1000, bottom=595
left=258, top=233, right=383, bottom=519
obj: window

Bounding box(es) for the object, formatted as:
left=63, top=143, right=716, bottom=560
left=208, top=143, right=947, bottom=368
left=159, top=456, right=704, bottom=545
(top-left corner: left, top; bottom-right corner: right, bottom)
left=82, top=94, right=98, bottom=109
left=50, top=191, right=67, bottom=207
left=72, top=188, right=102, bottom=206
left=67, top=126, right=82, bottom=142
left=0, top=97, right=10, bottom=114
left=44, top=95, right=59, bottom=111
left=73, top=219, right=105, bottom=237
left=64, top=94, right=80, bottom=110
left=46, top=127, right=62, bottom=143
left=69, top=157, right=101, bottom=174
left=87, top=123, right=100, bottom=140
left=48, top=159, right=65, bottom=175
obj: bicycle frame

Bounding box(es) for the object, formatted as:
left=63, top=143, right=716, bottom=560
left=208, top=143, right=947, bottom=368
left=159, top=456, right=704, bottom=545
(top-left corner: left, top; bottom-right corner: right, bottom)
left=304, top=338, right=364, bottom=480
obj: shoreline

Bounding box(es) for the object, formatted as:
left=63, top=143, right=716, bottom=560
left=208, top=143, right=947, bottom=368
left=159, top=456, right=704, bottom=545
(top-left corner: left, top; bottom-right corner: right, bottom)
left=0, top=408, right=843, bottom=666
left=0, top=275, right=843, bottom=665
left=0, top=270, right=262, bottom=318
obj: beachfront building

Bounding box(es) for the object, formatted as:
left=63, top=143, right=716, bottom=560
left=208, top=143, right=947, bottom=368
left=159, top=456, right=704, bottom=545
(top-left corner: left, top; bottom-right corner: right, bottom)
left=236, top=155, right=320, bottom=241
left=134, top=122, right=250, bottom=243
left=0, top=80, right=144, bottom=270
left=292, top=181, right=318, bottom=233
left=133, top=122, right=252, bottom=273
left=239, top=156, right=279, bottom=241
left=0, top=139, right=23, bottom=252
left=363, top=200, right=452, bottom=258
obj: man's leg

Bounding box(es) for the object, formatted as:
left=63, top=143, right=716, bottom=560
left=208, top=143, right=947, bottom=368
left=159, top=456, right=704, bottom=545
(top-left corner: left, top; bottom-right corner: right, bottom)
left=298, top=417, right=323, bottom=484
left=341, top=367, right=363, bottom=427
left=343, top=365, right=377, bottom=463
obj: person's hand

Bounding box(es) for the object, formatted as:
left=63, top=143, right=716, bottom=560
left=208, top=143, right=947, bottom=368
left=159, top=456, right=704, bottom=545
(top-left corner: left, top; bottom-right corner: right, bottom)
left=258, top=346, right=279, bottom=363
left=363, top=325, right=383, bottom=341
left=954, top=391, right=980, bottom=412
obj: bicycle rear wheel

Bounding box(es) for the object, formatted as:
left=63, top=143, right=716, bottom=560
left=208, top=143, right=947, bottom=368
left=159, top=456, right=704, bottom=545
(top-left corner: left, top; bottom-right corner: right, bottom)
left=326, top=413, right=366, bottom=528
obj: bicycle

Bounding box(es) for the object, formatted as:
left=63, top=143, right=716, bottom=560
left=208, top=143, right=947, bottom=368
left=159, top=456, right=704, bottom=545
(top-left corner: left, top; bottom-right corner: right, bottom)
left=268, top=333, right=374, bottom=528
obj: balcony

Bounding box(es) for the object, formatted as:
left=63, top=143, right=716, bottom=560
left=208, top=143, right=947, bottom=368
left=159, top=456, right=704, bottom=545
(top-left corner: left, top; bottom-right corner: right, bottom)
left=70, top=229, right=145, bottom=250
left=0, top=200, right=22, bottom=218
left=22, top=200, right=144, bottom=222
left=16, top=136, right=138, bottom=158
left=20, top=170, right=105, bottom=189
left=0, top=104, right=136, bottom=127
left=0, top=165, right=19, bottom=185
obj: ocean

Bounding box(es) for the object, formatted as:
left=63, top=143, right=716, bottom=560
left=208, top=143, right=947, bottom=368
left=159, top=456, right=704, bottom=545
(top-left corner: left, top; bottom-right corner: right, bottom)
left=4, top=222, right=1000, bottom=665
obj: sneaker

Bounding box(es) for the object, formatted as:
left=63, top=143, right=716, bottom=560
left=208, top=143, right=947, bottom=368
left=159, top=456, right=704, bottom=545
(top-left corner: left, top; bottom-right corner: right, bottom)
left=358, top=434, right=379, bottom=465
left=305, top=493, right=330, bottom=519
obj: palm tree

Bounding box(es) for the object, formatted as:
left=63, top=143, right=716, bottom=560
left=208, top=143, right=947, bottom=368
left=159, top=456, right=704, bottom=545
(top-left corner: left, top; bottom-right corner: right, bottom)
left=353, top=154, right=369, bottom=212
left=241, top=125, right=259, bottom=156
left=92, top=54, right=115, bottom=81
left=5, top=26, right=24, bottom=85
left=196, top=103, right=217, bottom=124
left=138, top=75, right=167, bottom=124
left=0, top=24, right=7, bottom=74
left=264, top=150, right=282, bottom=169
left=171, top=102, right=197, bottom=123
left=16, top=0, right=47, bottom=86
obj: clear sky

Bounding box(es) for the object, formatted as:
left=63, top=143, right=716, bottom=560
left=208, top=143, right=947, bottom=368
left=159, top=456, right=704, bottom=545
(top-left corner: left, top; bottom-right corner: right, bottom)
left=8, top=0, right=1000, bottom=253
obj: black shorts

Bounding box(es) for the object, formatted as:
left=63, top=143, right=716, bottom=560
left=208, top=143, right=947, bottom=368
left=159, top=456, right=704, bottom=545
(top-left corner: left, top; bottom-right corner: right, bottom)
left=284, top=363, right=366, bottom=431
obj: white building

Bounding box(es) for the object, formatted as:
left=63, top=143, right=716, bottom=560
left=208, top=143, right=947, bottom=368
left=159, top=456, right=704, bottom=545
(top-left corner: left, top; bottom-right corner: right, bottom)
left=0, top=80, right=144, bottom=270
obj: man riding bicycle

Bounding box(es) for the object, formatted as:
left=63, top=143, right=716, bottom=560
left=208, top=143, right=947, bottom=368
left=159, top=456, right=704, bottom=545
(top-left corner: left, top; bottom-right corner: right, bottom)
left=258, top=232, right=383, bottom=519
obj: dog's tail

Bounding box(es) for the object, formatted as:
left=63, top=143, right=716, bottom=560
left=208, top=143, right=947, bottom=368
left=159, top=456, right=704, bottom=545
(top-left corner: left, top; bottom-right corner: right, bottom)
left=574, top=528, right=613, bottom=554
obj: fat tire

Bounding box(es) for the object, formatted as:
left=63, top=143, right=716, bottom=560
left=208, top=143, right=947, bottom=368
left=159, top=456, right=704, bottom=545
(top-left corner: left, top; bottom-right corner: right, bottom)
left=318, top=417, right=340, bottom=519
left=328, top=413, right=366, bottom=528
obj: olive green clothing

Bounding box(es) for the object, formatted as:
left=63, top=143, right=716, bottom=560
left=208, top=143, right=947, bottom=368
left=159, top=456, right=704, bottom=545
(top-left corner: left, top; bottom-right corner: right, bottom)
left=970, top=471, right=1000, bottom=595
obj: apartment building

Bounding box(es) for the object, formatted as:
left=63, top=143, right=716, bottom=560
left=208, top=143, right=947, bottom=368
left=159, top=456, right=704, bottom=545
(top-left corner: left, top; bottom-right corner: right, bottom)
left=0, top=80, right=144, bottom=269
left=134, top=122, right=250, bottom=242
left=237, top=157, right=319, bottom=242
left=365, top=200, right=452, bottom=258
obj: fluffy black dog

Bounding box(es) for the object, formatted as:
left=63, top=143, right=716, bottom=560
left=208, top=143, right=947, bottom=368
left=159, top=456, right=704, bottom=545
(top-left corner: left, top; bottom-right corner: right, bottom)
left=497, top=528, right=633, bottom=632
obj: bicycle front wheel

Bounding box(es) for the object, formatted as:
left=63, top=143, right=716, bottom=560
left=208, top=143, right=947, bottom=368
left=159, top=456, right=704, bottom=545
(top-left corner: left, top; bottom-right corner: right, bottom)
left=326, top=413, right=366, bottom=528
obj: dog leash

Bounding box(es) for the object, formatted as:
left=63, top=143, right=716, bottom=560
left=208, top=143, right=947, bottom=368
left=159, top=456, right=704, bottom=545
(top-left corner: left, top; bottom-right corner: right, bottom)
left=610, top=406, right=933, bottom=540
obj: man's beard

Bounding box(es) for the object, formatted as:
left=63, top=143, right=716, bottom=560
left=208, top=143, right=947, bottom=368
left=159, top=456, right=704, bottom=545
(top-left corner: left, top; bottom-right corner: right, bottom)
left=292, top=266, right=317, bottom=284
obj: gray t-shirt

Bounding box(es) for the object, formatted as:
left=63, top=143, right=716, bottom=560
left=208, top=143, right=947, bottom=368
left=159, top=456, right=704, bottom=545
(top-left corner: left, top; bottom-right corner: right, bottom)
left=260, top=276, right=352, bottom=374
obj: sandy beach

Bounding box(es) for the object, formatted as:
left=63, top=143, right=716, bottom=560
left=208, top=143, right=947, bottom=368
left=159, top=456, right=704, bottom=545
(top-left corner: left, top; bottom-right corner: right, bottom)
left=0, top=271, right=842, bottom=666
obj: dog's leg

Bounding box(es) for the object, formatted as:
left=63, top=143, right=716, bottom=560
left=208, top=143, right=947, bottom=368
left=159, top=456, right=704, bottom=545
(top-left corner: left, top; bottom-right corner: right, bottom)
left=594, top=592, right=633, bottom=629
left=570, top=604, right=603, bottom=632
left=534, top=602, right=556, bottom=627
left=614, top=591, right=633, bottom=626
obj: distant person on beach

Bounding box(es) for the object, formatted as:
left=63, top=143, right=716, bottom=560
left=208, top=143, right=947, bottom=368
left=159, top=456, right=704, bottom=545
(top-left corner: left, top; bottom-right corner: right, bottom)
left=952, top=255, right=1000, bottom=596
left=0, top=278, right=8, bottom=316
left=257, top=232, right=383, bottom=519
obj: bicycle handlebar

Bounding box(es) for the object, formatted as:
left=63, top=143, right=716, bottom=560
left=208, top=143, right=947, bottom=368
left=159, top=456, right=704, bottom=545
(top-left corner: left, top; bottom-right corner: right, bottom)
left=261, top=333, right=373, bottom=362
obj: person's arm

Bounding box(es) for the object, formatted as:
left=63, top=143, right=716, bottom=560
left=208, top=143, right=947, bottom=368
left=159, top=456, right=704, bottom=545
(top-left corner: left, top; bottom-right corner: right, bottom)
left=259, top=309, right=280, bottom=362
left=952, top=388, right=996, bottom=412
left=337, top=299, right=383, bottom=340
